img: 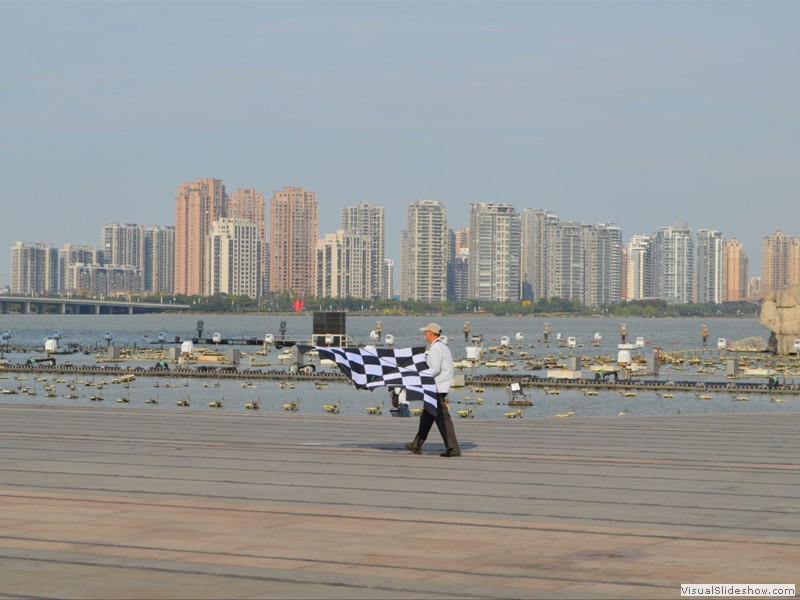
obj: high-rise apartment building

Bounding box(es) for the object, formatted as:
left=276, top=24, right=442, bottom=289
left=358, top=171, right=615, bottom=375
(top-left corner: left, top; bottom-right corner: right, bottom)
left=620, top=246, right=629, bottom=300
left=174, top=178, right=227, bottom=296
left=342, top=202, right=386, bottom=299
left=103, top=223, right=175, bottom=294
left=400, top=200, right=449, bottom=302
left=626, top=235, right=652, bottom=300
left=315, top=230, right=371, bottom=299
left=382, top=259, right=394, bottom=299
left=545, top=221, right=585, bottom=302
left=450, top=248, right=469, bottom=302
left=73, top=266, right=143, bottom=297
left=651, top=223, right=694, bottom=304
left=696, top=229, right=725, bottom=304
left=453, top=227, right=469, bottom=254
left=467, top=203, right=521, bottom=302
left=521, top=208, right=558, bottom=301
left=205, top=218, right=263, bottom=298
left=381, top=258, right=395, bottom=299
left=583, top=223, right=622, bottom=307
left=144, top=226, right=175, bottom=294
left=102, top=223, right=144, bottom=270
left=229, top=188, right=267, bottom=294
left=723, top=238, right=748, bottom=302
left=59, top=244, right=104, bottom=292
left=269, top=186, right=318, bottom=297
left=748, top=276, right=762, bottom=300
left=10, top=241, right=58, bottom=295
left=761, top=230, right=800, bottom=297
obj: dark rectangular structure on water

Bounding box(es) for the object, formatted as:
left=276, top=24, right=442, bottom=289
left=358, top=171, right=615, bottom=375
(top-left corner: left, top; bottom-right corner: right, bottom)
left=312, top=312, right=347, bottom=346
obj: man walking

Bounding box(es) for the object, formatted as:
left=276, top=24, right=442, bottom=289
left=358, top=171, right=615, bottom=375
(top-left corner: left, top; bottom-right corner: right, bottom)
left=405, top=322, right=461, bottom=457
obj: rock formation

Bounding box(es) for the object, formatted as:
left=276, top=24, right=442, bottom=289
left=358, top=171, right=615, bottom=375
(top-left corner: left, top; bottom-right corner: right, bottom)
left=759, top=284, right=800, bottom=354
left=728, top=337, right=768, bottom=352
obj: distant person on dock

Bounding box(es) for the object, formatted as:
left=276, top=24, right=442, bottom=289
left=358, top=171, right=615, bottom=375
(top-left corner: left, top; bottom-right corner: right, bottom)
left=405, top=323, right=461, bottom=457
left=389, top=387, right=411, bottom=417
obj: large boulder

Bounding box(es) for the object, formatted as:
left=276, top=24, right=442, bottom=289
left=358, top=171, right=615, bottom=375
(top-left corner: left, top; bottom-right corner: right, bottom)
left=728, top=336, right=768, bottom=352
left=759, top=284, right=800, bottom=354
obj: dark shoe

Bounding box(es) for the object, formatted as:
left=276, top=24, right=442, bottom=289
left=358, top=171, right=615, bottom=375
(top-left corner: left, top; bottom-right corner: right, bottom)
left=405, top=442, right=421, bottom=455
left=440, top=448, right=461, bottom=457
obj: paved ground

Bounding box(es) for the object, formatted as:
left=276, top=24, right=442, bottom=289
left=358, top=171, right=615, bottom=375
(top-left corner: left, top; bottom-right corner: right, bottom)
left=0, top=404, right=797, bottom=599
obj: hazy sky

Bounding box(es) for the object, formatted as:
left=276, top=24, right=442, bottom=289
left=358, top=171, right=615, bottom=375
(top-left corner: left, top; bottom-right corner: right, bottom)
left=2, top=1, right=798, bottom=289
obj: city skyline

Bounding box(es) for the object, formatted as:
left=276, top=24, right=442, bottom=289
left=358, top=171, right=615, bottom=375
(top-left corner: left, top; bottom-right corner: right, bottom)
left=6, top=189, right=776, bottom=305
left=6, top=195, right=794, bottom=305
left=2, top=2, right=799, bottom=284
left=3, top=188, right=795, bottom=299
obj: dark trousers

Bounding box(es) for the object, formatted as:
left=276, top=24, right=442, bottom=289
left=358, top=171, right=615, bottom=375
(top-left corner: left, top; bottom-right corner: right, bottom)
left=412, top=393, right=459, bottom=451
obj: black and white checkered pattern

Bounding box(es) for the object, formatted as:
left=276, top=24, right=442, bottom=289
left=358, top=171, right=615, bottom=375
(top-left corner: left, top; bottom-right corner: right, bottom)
left=310, top=346, right=438, bottom=414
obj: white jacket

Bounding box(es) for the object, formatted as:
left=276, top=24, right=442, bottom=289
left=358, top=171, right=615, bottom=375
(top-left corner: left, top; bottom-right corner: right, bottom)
left=426, top=337, right=454, bottom=394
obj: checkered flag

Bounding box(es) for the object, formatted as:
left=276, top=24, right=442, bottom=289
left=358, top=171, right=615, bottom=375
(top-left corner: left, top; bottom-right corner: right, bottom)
left=306, top=346, right=438, bottom=415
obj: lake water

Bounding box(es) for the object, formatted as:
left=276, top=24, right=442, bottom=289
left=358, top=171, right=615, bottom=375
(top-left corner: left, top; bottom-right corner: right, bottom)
left=0, top=312, right=771, bottom=349
left=2, top=313, right=798, bottom=419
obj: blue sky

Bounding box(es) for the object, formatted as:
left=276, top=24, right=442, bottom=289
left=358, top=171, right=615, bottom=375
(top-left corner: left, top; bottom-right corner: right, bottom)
left=2, top=1, right=798, bottom=290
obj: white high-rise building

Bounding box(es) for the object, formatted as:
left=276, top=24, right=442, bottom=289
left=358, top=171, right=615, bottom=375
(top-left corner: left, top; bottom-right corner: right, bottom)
left=229, top=188, right=267, bottom=295
left=522, top=208, right=558, bottom=301
left=651, top=223, right=694, bottom=304
left=626, top=235, right=652, bottom=300
left=546, top=221, right=585, bottom=302
left=59, top=244, right=104, bottom=293
left=451, top=248, right=469, bottom=302
left=468, top=203, right=522, bottom=302
left=315, top=230, right=372, bottom=299
left=696, top=229, right=725, bottom=304
left=205, top=218, right=263, bottom=298
left=583, top=223, right=622, bottom=307
left=73, top=266, right=143, bottom=296
left=10, top=241, right=58, bottom=295
left=382, top=259, right=394, bottom=299
left=342, top=202, right=386, bottom=299
left=400, top=200, right=449, bottom=302
left=102, top=222, right=175, bottom=294
left=144, top=226, right=175, bottom=294
left=102, top=223, right=145, bottom=270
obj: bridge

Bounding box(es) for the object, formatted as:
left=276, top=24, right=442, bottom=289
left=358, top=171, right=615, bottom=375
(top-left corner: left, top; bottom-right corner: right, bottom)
left=0, top=295, right=190, bottom=315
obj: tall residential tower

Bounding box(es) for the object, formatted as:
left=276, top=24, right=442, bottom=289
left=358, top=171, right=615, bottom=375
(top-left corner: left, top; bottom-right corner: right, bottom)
left=467, top=203, right=521, bottom=302
left=269, top=186, right=318, bottom=296
left=723, top=238, right=749, bottom=302
left=761, top=230, right=800, bottom=297
left=400, top=200, right=449, bottom=302
left=341, top=202, right=386, bottom=299
left=174, top=178, right=227, bottom=296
